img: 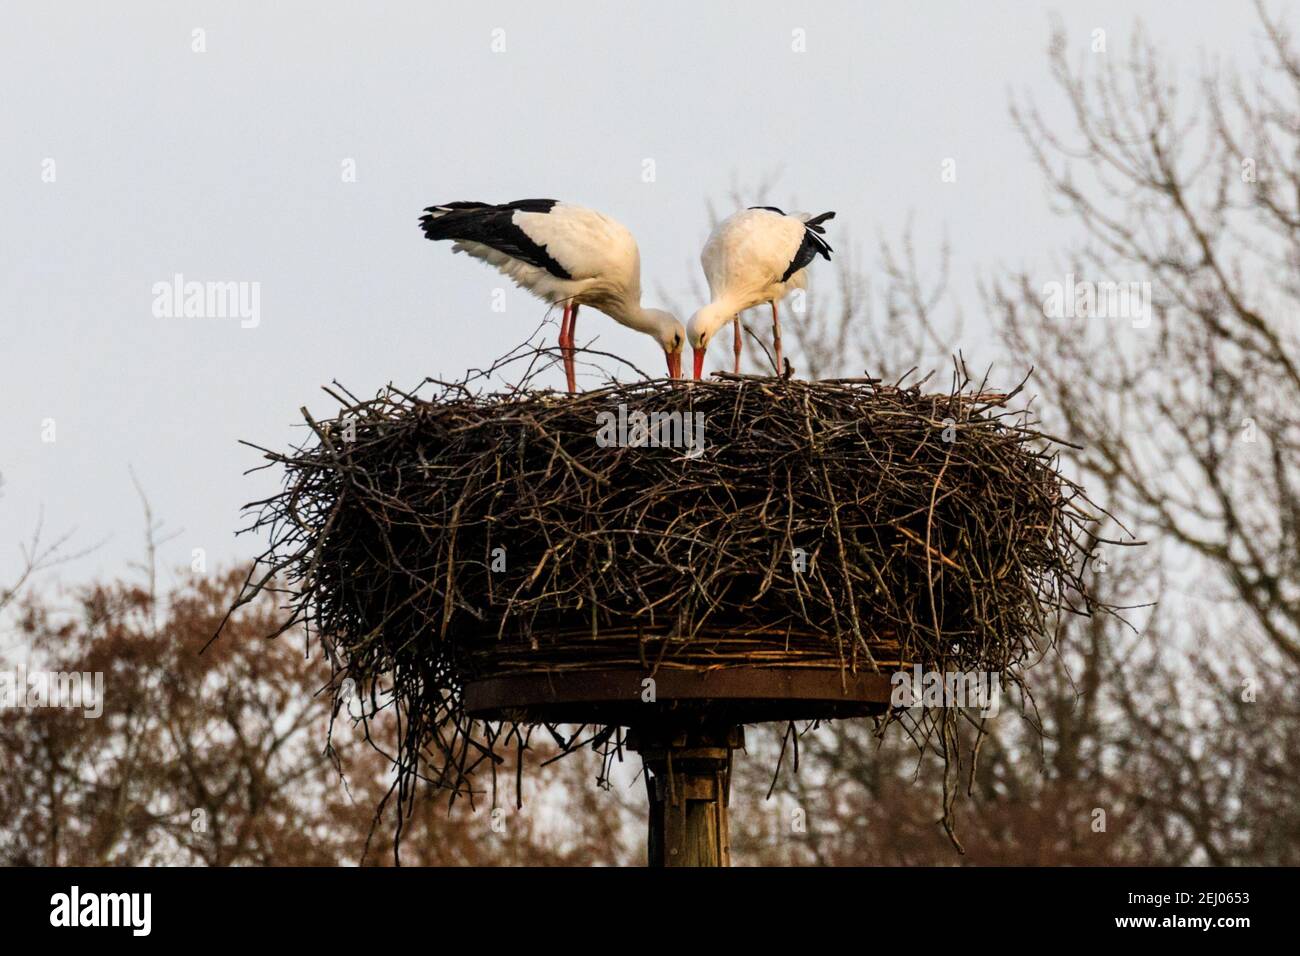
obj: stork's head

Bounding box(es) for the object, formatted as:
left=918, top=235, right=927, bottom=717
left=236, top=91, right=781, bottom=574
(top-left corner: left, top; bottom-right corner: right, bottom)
left=644, top=308, right=685, bottom=379
left=686, top=303, right=735, bottom=380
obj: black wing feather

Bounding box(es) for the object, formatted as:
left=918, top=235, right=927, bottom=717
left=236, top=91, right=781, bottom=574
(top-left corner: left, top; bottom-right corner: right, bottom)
left=780, top=210, right=835, bottom=282
left=418, top=199, right=571, bottom=280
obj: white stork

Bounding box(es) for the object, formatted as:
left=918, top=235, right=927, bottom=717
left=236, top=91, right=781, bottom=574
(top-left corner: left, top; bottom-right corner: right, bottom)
left=686, top=206, right=835, bottom=380
left=419, top=199, right=685, bottom=392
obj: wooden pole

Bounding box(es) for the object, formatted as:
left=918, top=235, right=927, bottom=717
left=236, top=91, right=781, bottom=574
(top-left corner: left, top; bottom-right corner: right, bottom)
left=628, top=722, right=743, bottom=867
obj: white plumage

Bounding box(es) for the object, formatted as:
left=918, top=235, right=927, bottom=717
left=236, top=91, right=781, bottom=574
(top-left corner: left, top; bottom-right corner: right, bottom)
left=687, top=206, right=835, bottom=379
left=420, top=200, right=684, bottom=391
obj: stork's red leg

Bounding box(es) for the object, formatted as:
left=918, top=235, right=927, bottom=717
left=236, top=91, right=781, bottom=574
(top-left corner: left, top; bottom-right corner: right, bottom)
left=557, top=302, right=571, bottom=351
left=558, top=302, right=576, bottom=394
left=562, top=303, right=580, bottom=394
left=770, top=300, right=783, bottom=376
left=732, top=316, right=742, bottom=374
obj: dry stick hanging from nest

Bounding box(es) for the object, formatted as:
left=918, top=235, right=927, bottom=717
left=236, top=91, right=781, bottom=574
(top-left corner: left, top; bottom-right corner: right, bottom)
left=218, top=348, right=1124, bottom=857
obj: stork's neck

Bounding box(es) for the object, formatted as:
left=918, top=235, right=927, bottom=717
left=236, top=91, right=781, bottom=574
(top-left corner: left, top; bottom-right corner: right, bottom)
left=607, top=297, right=657, bottom=334
left=695, top=294, right=747, bottom=340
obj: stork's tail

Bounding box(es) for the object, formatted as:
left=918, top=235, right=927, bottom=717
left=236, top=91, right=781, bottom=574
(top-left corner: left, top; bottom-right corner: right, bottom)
left=801, top=211, right=835, bottom=261
left=802, top=210, right=836, bottom=233
left=419, top=198, right=561, bottom=242
left=418, top=202, right=493, bottom=241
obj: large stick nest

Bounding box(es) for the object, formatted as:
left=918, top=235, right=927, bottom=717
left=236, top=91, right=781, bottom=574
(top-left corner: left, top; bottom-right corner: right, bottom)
left=226, top=359, right=1106, bottom=842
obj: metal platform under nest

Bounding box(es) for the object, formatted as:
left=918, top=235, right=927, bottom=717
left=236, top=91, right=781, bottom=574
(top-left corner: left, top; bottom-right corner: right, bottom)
left=464, top=664, right=893, bottom=724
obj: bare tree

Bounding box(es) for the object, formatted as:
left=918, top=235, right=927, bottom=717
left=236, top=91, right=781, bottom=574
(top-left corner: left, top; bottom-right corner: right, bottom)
left=732, top=4, right=1300, bottom=865
left=0, top=474, right=97, bottom=618
left=997, top=6, right=1300, bottom=664
left=983, top=4, right=1300, bottom=864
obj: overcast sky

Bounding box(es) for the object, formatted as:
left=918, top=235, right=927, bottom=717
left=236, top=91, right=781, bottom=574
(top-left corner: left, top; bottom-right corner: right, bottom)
left=1, top=1, right=1283, bottom=590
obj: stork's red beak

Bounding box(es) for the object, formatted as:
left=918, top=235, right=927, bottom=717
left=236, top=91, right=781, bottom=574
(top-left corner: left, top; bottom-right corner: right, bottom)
left=666, top=350, right=682, bottom=380
left=692, top=349, right=705, bottom=381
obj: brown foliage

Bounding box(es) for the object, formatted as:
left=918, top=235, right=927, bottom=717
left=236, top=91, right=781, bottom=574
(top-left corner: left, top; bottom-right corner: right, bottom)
left=0, top=569, right=637, bottom=865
